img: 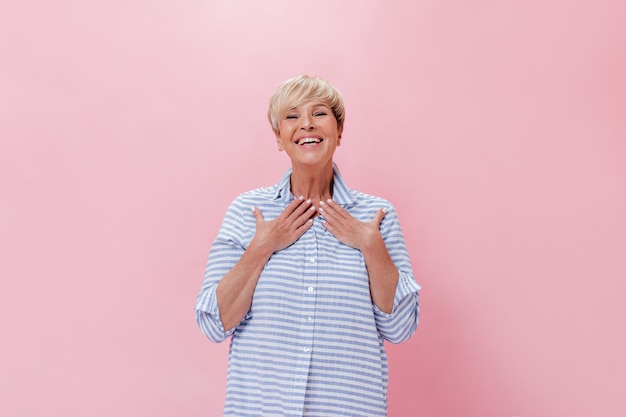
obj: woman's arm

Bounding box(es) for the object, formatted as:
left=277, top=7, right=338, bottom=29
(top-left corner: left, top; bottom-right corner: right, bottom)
left=357, top=221, right=399, bottom=314
left=319, top=199, right=421, bottom=342
left=214, top=197, right=316, bottom=332
left=319, top=200, right=397, bottom=312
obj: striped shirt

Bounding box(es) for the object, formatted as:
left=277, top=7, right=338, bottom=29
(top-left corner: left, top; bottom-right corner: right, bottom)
left=196, top=164, right=421, bottom=417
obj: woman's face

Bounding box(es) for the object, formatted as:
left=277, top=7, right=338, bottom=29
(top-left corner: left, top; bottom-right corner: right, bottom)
left=276, top=100, right=342, bottom=169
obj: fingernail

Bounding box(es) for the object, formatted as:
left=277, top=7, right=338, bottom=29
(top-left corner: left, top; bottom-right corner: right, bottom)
left=319, top=201, right=325, bottom=206
left=310, top=206, right=316, bottom=211
left=306, top=199, right=312, bottom=204
left=250, top=206, right=256, bottom=213
left=319, top=207, right=324, bottom=213
left=382, top=207, right=389, bottom=213
left=299, top=195, right=304, bottom=200
left=327, top=199, right=333, bottom=204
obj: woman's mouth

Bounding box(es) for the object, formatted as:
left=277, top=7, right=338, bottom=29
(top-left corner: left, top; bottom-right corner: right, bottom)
left=296, top=137, right=324, bottom=145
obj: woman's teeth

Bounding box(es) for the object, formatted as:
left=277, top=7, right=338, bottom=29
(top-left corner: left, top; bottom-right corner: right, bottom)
left=297, top=138, right=323, bottom=145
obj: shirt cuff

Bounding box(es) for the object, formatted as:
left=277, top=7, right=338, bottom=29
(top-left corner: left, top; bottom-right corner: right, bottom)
left=373, top=271, right=421, bottom=317
left=196, top=284, right=252, bottom=339
left=195, top=284, right=231, bottom=337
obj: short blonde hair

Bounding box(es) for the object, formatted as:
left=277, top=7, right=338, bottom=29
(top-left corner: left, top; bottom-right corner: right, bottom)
left=268, top=75, right=345, bottom=135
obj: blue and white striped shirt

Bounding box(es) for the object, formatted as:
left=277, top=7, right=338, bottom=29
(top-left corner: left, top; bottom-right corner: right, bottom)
left=196, top=164, right=421, bottom=417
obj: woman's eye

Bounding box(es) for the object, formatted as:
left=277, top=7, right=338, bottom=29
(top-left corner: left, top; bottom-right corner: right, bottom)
left=285, top=114, right=298, bottom=120
left=314, top=112, right=327, bottom=117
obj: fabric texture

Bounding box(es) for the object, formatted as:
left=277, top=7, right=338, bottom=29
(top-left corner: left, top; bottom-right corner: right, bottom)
left=196, top=164, right=421, bottom=417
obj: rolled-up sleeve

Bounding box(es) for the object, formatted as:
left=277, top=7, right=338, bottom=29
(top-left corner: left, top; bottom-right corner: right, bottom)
left=195, top=279, right=236, bottom=343
left=195, top=200, right=250, bottom=343
left=373, top=206, right=422, bottom=343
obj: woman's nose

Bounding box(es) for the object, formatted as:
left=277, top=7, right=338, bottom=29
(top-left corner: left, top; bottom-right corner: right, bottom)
left=300, top=115, right=314, bottom=129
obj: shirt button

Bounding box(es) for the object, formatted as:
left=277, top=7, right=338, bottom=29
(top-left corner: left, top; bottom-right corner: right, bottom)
left=303, top=347, right=310, bottom=352
left=307, top=286, right=314, bottom=292
left=306, top=316, right=313, bottom=322
left=309, top=258, right=316, bottom=263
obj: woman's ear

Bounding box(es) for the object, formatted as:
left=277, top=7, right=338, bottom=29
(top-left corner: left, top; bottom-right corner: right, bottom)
left=276, top=134, right=284, bottom=151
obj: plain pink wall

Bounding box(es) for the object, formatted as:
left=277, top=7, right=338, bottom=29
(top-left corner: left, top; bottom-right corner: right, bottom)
left=2, top=1, right=625, bottom=416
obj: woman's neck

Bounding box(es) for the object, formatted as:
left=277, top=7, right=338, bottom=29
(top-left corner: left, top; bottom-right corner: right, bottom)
left=290, top=163, right=334, bottom=205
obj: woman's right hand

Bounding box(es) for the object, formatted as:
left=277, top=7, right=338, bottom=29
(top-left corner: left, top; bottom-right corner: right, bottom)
left=250, top=196, right=316, bottom=255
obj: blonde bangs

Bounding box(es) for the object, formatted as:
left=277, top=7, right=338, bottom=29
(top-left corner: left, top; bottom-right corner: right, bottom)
left=268, top=75, right=345, bottom=135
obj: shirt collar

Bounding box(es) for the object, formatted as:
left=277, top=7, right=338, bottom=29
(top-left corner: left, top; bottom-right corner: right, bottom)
left=272, top=162, right=355, bottom=206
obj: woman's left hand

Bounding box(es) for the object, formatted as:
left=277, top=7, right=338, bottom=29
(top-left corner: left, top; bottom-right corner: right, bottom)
left=319, top=200, right=387, bottom=250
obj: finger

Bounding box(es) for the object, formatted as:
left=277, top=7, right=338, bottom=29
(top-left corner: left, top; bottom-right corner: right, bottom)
left=251, top=206, right=264, bottom=224
left=321, top=219, right=334, bottom=233
left=318, top=205, right=336, bottom=224
left=286, top=196, right=313, bottom=220
left=281, top=196, right=306, bottom=217
left=372, top=207, right=387, bottom=227
left=292, top=205, right=316, bottom=228
left=290, top=201, right=315, bottom=226
left=322, top=217, right=341, bottom=232
left=321, top=199, right=350, bottom=221
left=320, top=202, right=351, bottom=229
left=318, top=200, right=338, bottom=221
left=297, top=217, right=314, bottom=233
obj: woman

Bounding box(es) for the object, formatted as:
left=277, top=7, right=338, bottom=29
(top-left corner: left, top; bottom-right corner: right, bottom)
left=196, top=75, right=421, bottom=417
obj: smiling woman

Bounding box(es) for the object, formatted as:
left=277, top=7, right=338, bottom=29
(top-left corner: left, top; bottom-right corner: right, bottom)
left=195, top=74, right=422, bottom=416
left=276, top=100, right=342, bottom=181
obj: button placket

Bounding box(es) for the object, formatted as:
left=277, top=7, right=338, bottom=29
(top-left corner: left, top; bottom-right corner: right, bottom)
left=292, top=228, right=317, bottom=409
left=301, top=228, right=318, bottom=357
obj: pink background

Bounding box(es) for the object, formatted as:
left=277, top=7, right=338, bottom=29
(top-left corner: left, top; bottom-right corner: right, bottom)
left=2, top=1, right=625, bottom=416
